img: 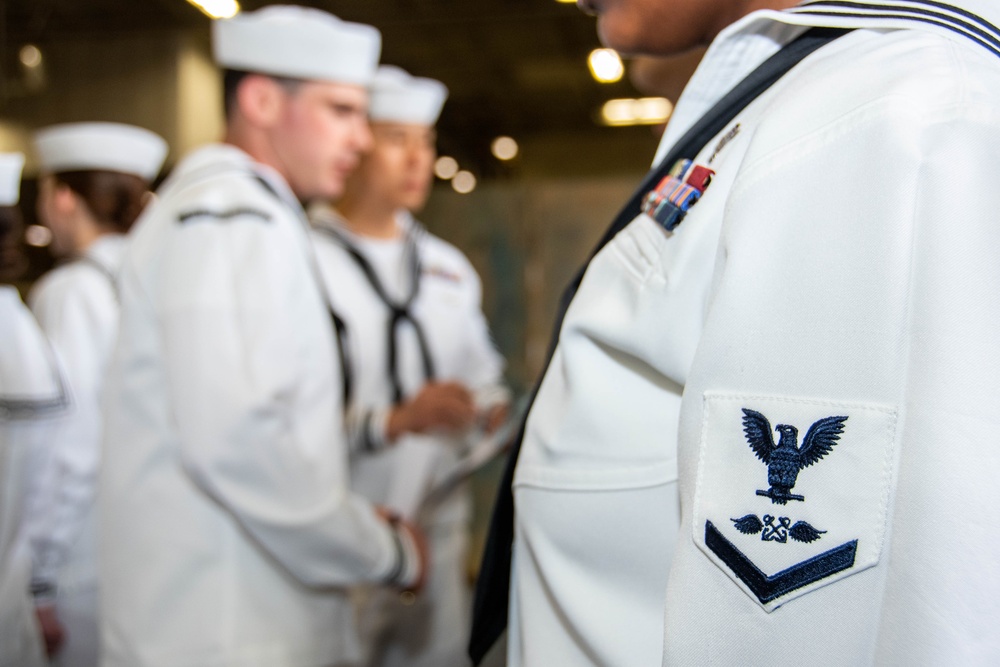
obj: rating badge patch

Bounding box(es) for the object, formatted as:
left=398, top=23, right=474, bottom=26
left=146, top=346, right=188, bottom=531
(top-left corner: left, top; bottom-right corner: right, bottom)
left=693, top=393, right=898, bottom=611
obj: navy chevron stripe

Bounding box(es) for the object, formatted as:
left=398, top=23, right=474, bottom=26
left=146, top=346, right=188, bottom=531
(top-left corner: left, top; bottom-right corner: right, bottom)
left=798, top=1, right=1000, bottom=46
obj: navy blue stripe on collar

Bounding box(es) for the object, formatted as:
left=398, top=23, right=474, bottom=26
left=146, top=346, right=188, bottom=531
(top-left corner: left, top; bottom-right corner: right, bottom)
left=792, top=1, right=1000, bottom=57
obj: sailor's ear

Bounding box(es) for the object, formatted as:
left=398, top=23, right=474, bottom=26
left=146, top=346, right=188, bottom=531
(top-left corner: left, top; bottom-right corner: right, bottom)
left=235, top=74, right=286, bottom=129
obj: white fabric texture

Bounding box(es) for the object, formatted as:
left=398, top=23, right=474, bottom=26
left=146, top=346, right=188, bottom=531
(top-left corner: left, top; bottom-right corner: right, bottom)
left=99, top=144, right=401, bottom=667
left=309, top=207, right=507, bottom=667
left=0, top=287, right=65, bottom=667
left=664, top=5, right=1000, bottom=664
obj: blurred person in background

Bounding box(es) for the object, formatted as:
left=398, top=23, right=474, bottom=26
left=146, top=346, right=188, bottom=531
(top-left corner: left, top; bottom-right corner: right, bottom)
left=99, top=7, right=426, bottom=667
left=26, top=121, right=167, bottom=667
left=310, top=66, right=509, bottom=667
left=0, top=151, right=65, bottom=667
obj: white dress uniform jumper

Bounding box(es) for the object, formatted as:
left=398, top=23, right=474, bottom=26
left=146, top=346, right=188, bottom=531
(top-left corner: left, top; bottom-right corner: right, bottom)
left=472, top=1, right=1000, bottom=665
left=663, top=2, right=1000, bottom=664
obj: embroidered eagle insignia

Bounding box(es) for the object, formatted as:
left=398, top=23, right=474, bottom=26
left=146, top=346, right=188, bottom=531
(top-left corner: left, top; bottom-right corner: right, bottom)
left=741, top=408, right=848, bottom=505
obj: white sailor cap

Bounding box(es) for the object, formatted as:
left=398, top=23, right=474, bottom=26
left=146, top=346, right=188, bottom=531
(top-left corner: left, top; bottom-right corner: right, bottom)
left=213, top=5, right=381, bottom=86
left=368, top=66, right=448, bottom=126
left=34, top=122, right=168, bottom=181
left=0, top=153, right=25, bottom=206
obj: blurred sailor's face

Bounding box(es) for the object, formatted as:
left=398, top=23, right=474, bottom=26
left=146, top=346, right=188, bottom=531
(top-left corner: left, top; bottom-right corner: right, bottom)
left=270, top=80, right=372, bottom=200
left=578, top=0, right=791, bottom=55
left=347, top=123, right=436, bottom=212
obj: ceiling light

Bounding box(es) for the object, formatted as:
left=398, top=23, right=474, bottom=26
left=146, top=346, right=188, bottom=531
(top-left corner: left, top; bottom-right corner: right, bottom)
left=434, top=156, right=459, bottom=180
left=491, top=136, right=519, bottom=161
left=599, top=97, right=673, bottom=126
left=452, top=171, right=477, bottom=194
left=588, top=48, right=624, bottom=84
left=25, top=225, right=52, bottom=248
left=186, top=0, right=241, bottom=20
left=19, top=45, right=42, bottom=69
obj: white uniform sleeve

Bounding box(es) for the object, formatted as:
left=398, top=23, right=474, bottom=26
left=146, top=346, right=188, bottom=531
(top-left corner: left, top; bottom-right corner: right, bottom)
left=158, top=208, right=408, bottom=588
left=26, top=272, right=110, bottom=592
left=344, top=402, right=393, bottom=455
left=456, top=258, right=510, bottom=412
left=871, top=101, right=1000, bottom=660
left=664, top=64, right=1000, bottom=664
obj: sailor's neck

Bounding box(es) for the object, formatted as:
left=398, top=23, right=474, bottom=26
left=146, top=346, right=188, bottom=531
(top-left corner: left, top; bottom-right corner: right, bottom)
left=338, top=198, right=403, bottom=240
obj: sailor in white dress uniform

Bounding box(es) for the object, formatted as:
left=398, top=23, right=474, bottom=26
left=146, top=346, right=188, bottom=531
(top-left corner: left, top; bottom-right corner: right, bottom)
left=0, top=152, right=64, bottom=667
left=99, top=8, right=426, bottom=667
left=310, top=67, right=508, bottom=667
left=25, top=122, right=167, bottom=667
left=478, top=0, right=1000, bottom=665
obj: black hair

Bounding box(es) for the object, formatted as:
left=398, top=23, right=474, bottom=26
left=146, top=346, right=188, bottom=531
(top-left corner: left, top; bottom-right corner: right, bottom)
left=0, top=205, right=26, bottom=282
left=222, top=69, right=305, bottom=119
left=53, top=170, right=150, bottom=233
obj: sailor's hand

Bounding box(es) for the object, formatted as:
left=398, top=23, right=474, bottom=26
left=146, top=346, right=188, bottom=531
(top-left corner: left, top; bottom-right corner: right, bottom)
left=482, top=401, right=509, bottom=435
left=35, top=604, right=65, bottom=657
left=387, top=382, right=476, bottom=440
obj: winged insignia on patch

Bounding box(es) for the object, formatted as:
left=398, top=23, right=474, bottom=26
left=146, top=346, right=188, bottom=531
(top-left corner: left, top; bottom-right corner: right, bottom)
left=741, top=408, right=848, bottom=504
left=731, top=514, right=826, bottom=544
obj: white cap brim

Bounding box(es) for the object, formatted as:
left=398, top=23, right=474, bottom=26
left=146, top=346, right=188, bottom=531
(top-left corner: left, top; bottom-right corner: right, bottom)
left=34, top=122, right=168, bottom=181
left=213, top=6, right=381, bottom=86
left=369, top=66, right=448, bottom=125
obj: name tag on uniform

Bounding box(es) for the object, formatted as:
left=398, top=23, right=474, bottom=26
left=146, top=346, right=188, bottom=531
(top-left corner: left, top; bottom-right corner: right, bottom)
left=641, top=159, right=715, bottom=232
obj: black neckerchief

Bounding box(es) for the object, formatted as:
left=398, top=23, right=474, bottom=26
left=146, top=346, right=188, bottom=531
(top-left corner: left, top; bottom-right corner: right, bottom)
left=314, top=223, right=437, bottom=404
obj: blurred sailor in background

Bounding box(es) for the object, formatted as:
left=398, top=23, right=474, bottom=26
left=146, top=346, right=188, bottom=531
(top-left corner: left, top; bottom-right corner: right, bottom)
left=0, top=152, right=63, bottom=667
left=99, top=7, right=426, bottom=667
left=26, top=121, right=167, bottom=667
left=310, top=66, right=509, bottom=667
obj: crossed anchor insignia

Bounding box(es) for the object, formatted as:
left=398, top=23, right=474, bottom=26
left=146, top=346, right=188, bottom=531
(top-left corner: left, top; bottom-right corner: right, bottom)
left=730, top=514, right=826, bottom=544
